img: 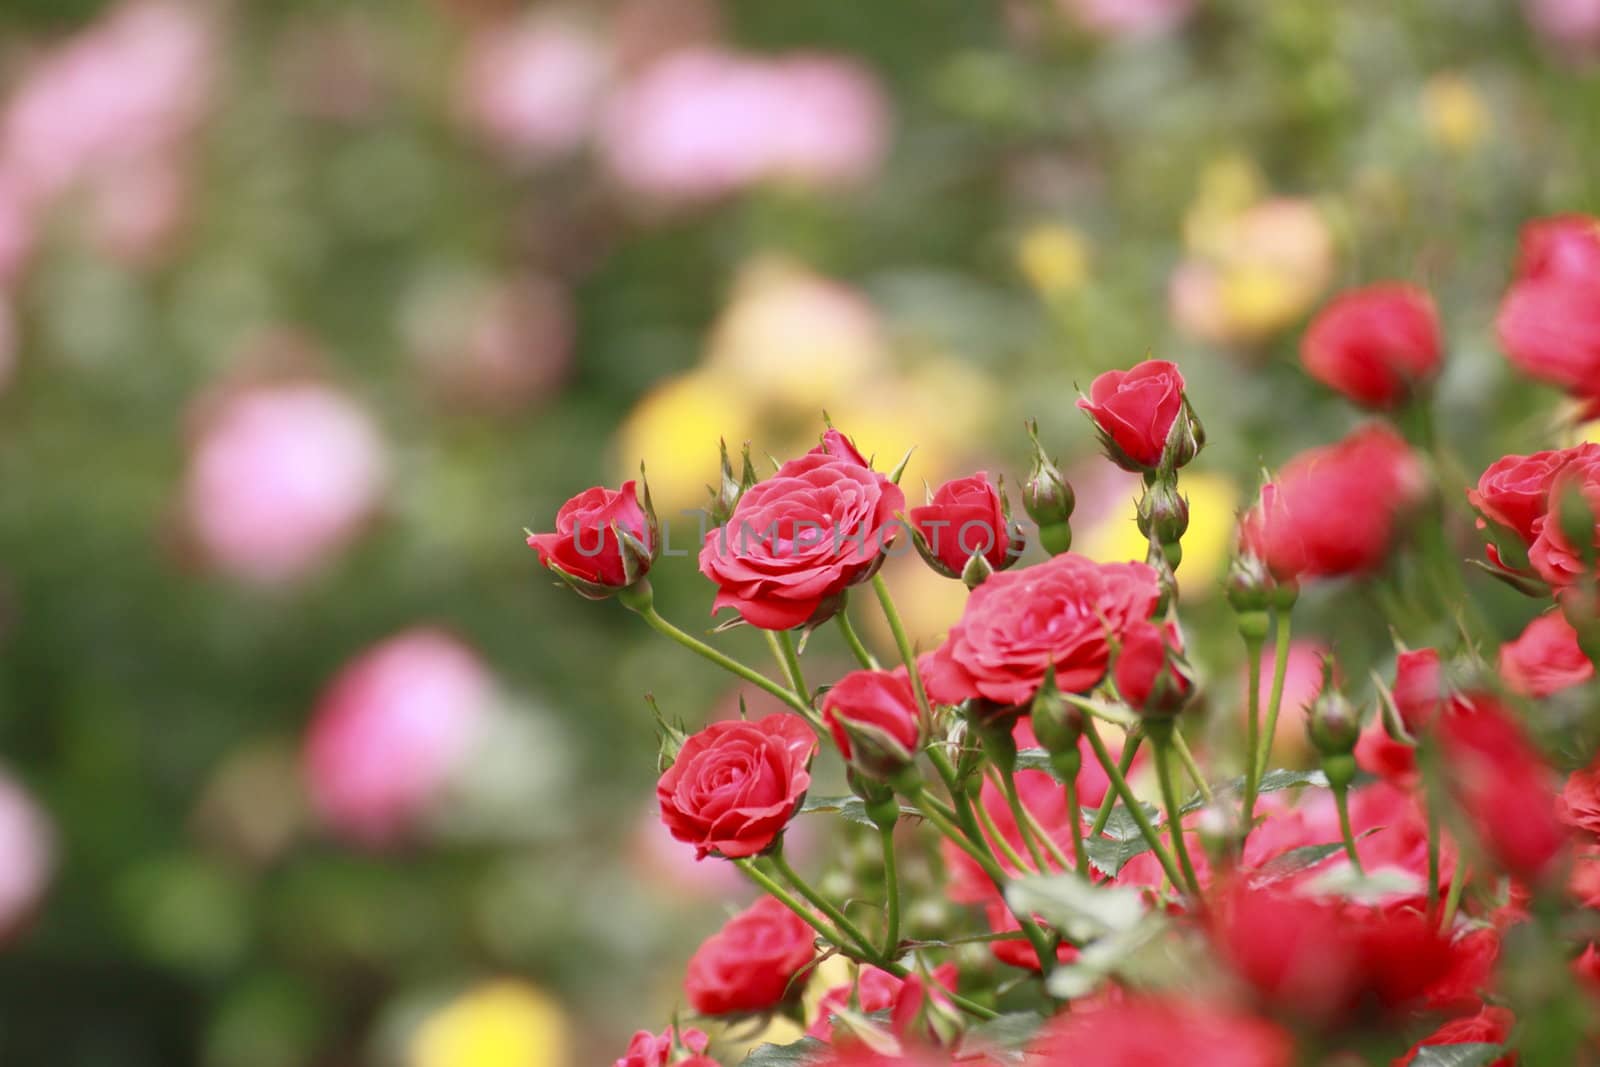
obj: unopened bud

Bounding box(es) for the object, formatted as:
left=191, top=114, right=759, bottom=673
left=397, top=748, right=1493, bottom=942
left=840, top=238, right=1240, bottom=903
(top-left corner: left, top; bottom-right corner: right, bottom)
left=1227, top=552, right=1275, bottom=621
left=1305, top=661, right=1362, bottom=757
left=1137, top=480, right=1188, bottom=543
left=1030, top=669, right=1085, bottom=757
left=1023, top=420, right=1076, bottom=548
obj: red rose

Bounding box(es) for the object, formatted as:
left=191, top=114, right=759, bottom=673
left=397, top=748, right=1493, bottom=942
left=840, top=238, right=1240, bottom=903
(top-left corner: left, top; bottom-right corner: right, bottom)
left=656, top=714, right=817, bottom=859
left=700, top=431, right=905, bottom=630
left=1437, top=695, right=1567, bottom=881
left=684, top=896, right=816, bottom=1015
left=1027, top=997, right=1294, bottom=1067
left=821, top=668, right=922, bottom=778
left=1355, top=719, right=1417, bottom=784
left=1239, top=424, right=1426, bottom=581
left=1113, top=620, right=1192, bottom=715
left=1392, top=647, right=1446, bottom=732
left=1515, top=214, right=1600, bottom=282
left=1558, top=759, right=1600, bottom=835
left=614, top=1026, right=712, bottom=1067
left=805, top=963, right=958, bottom=1041
left=1497, top=262, right=1600, bottom=404
left=1300, top=283, right=1442, bottom=408
left=1500, top=612, right=1594, bottom=697
left=1469, top=448, right=1594, bottom=547
left=1076, top=359, right=1194, bottom=470
left=527, top=479, right=653, bottom=594
left=922, top=553, right=1162, bottom=706
left=908, top=471, right=1022, bottom=578
left=1394, top=1006, right=1515, bottom=1067
left=1213, top=884, right=1457, bottom=1024
left=1527, top=449, right=1600, bottom=587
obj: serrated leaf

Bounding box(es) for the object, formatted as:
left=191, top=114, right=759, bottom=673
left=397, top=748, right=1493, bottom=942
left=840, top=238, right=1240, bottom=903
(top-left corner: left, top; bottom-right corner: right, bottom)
left=1411, top=1044, right=1506, bottom=1067
left=1016, top=747, right=1055, bottom=775
left=1098, top=802, right=1164, bottom=841
left=1181, top=768, right=1330, bottom=812
left=1006, top=874, right=1146, bottom=942
left=1252, top=829, right=1382, bottom=884
left=1302, top=863, right=1423, bottom=903
left=1083, top=835, right=1152, bottom=877
left=956, top=1011, right=1045, bottom=1061
left=1046, top=913, right=1168, bottom=1000
left=739, top=1037, right=831, bottom=1066
left=796, top=795, right=921, bottom=827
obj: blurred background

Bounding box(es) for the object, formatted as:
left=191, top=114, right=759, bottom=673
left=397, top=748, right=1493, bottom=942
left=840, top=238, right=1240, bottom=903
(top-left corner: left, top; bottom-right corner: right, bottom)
left=0, top=0, right=1597, bottom=1063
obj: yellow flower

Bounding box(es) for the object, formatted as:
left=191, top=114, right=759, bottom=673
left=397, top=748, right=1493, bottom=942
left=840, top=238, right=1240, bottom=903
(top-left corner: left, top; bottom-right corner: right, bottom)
left=1075, top=472, right=1239, bottom=597
left=1017, top=225, right=1090, bottom=298
left=410, top=981, right=570, bottom=1067
left=615, top=370, right=756, bottom=510
left=705, top=258, right=886, bottom=413
left=1421, top=74, right=1488, bottom=153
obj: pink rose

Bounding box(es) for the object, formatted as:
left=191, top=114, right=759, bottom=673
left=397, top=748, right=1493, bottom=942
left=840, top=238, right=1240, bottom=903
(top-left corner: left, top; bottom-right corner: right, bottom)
left=656, top=714, right=816, bottom=859
left=1500, top=612, right=1594, bottom=697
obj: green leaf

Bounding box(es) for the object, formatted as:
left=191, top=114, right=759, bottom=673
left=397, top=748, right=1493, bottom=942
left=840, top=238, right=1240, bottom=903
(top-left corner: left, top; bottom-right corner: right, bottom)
left=955, top=1011, right=1046, bottom=1057
left=1083, top=835, right=1152, bottom=878
left=739, top=1037, right=831, bottom=1066
left=1006, top=874, right=1145, bottom=942
left=1094, top=801, right=1164, bottom=841
left=1252, top=829, right=1382, bottom=884
left=797, top=795, right=920, bottom=827
left=1181, top=768, right=1328, bottom=812
left=1410, top=1044, right=1506, bottom=1067
left=1016, top=747, right=1055, bottom=775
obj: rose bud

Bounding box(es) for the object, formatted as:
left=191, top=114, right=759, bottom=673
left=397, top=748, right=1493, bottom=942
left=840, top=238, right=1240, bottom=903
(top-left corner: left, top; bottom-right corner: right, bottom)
left=908, top=471, right=1024, bottom=581
left=1030, top=668, right=1085, bottom=780
left=1114, top=620, right=1194, bottom=717
left=614, top=1025, right=712, bottom=1067
left=655, top=713, right=817, bottom=859
left=1500, top=611, right=1595, bottom=697
left=822, top=668, right=923, bottom=782
left=707, top=437, right=758, bottom=527
left=1022, top=420, right=1075, bottom=555
left=1303, top=662, right=1362, bottom=766
left=528, top=478, right=657, bottom=599
left=1136, top=478, right=1190, bottom=546
left=1076, top=359, right=1200, bottom=472
left=684, top=896, right=816, bottom=1016
left=1299, top=283, right=1442, bottom=409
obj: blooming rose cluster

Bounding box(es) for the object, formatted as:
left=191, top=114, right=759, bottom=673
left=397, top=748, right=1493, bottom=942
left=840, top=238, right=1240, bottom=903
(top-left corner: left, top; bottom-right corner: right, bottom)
left=523, top=276, right=1600, bottom=1062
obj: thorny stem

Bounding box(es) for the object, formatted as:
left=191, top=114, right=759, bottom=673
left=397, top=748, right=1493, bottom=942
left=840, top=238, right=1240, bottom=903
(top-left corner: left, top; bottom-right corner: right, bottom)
left=1082, top=718, right=1186, bottom=893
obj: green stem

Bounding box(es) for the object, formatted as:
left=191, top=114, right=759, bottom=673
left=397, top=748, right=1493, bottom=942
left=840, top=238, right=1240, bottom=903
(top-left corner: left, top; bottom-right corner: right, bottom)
left=1005, top=768, right=1074, bottom=871
left=1088, top=732, right=1142, bottom=837
left=1082, top=718, right=1186, bottom=891
left=1173, top=730, right=1212, bottom=804
left=1063, top=773, right=1090, bottom=878
left=836, top=611, right=880, bottom=671
left=907, top=786, right=1059, bottom=976
left=996, top=769, right=1049, bottom=871
left=735, top=859, right=853, bottom=950
left=1334, top=784, right=1364, bottom=876
left=879, top=825, right=900, bottom=957
left=629, top=599, right=817, bottom=723
left=973, top=787, right=1037, bottom=874
left=871, top=573, right=934, bottom=727
left=1150, top=728, right=1204, bottom=898
left=1241, top=633, right=1265, bottom=833
left=1256, top=611, right=1294, bottom=780
left=1439, top=855, right=1465, bottom=932
left=772, top=850, right=878, bottom=959
left=768, top=630, right=811, bottom=705
left=1422, top=745, right=1442, bottom=913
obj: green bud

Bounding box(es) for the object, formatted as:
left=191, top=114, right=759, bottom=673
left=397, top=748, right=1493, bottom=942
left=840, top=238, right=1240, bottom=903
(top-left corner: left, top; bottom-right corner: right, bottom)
left=1023, top=420, right=1076, bottom=533
left=1030, top=668, right=1084, bottom=756
left=1137, top=479, right=1190, bottom=544
left=1305, top=661, right=1362, bottom=757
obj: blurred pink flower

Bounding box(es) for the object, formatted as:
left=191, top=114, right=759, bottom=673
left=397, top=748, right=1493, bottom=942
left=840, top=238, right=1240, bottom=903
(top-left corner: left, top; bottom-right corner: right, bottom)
left=0, top=772, right=54, bottom=940
left=1525, top=0, right=1600, bottom=59
left=406, top=273, right=574, bottom=414
left=184, top=381, right=388, bottom=585
left=303, top=629, right=493, bottom=848
left=1060, top=0, right=1198, bottom=37
left=87, top=154, right=190, bottom=266
left=0, top=0, right=213, bottom=202
left=457, top=17, right=610, bottom=164
left=601, top=49, right=888, bottom=203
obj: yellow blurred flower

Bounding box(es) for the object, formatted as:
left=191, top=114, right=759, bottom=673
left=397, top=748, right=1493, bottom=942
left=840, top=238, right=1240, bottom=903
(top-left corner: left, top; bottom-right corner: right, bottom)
left=1183, top=155, right=1266, bottom=258
left=1017, top=224, right=1090, bottom=298
left=706, top=257, right=887, bottom=413
left=1421, top=74, right=1489, bottom=153
left=616, top=370, right=756, bottom=510
left=411, top=981, right=570, bottom=1067
left=1075, top=472, right=1239, bottom=597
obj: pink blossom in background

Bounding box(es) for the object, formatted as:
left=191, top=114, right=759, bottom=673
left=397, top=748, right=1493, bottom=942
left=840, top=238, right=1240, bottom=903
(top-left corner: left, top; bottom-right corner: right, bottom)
left=87, top=154, right=191, bottom=267
left=630, top=806, right=746, bottom=898
left=0, top=176, right=34, bottom=291
left=405, top=273, right=574, bottom=414
left=1525, top=0, right=1600, bottom=60
left=0, top=298, right=14, bottom=398
left=0, top=772, right=54, bottom=939
left=457, top=17, right=610, bottom=164
left=0, top=0, right=213, bottom=202
left=1060, top=0, right=1199, bottom=37
left=303, top=629, right=493, bottom=848
left=601, top=49, right=889, bottom=203
left=184, top=381, right=388, bottom=585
